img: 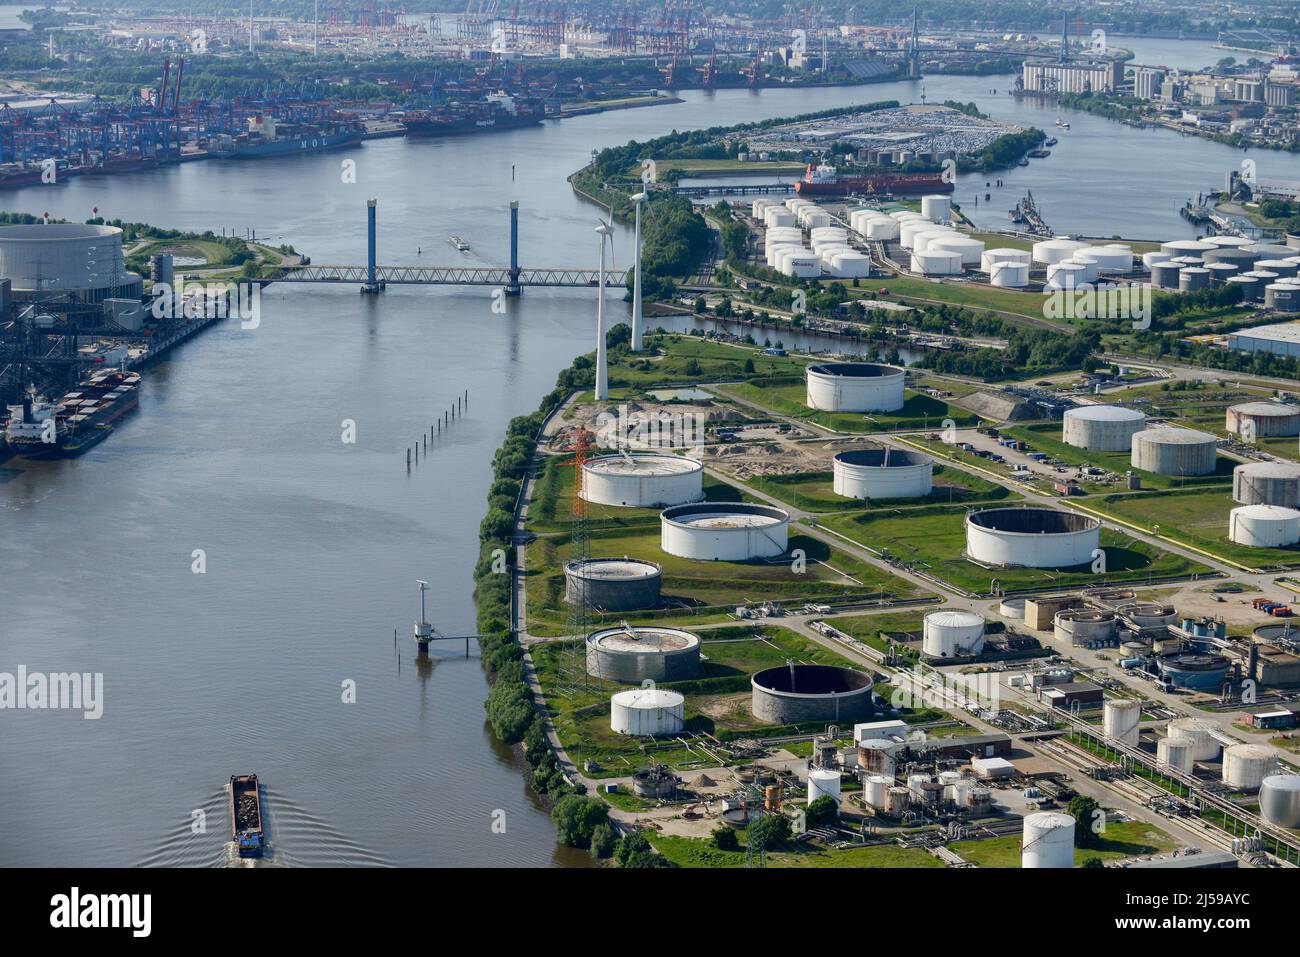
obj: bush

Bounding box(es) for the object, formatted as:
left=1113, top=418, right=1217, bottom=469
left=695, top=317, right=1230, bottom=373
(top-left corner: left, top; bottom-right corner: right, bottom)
left=550, top=795, right=610, bottom=848
left=710, top=825, right=739, bottom=851
left=805, top=795, right=839, bottom=829
left=590, top=822, right=618, bottom=859
left=747, top=813, right=792, bottom=849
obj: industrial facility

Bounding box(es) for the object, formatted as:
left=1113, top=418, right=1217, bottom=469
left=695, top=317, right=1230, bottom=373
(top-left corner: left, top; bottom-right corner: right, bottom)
left=1062, top=405, right=1146, bottom=452
left=921, top=610, right=986, bottom=658
left=965, top=506, right=1101, bottom=568
left=1233, top=462, right=1300, bottom=508
left=0, top=224, right=143, bottom=303
left=659, top=502, right=790, bottom=561
left=585, top=625, right=701, bottom=683
left=1226, top=400, right=1300, bottom=438
left=564, top=558, right=662, bottom=611
left=805, top=362, right=906, bottom=413
left=750, top=663, right=876, bottom=724
left=609, top=687, right=685, bottom=736
left=832, top=447, right=933, bottom=500
left=581, top=452, right=704, bottom=508
left=1130, top=427, right=1220, bottom=477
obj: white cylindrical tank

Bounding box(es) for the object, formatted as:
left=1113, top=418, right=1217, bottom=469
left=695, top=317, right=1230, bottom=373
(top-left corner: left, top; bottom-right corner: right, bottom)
left=911, top=250, right=963, bottom=275
left=1157, top=736, right=1194, bottom=772
left=1233, top=462, right=1300, bottom=507
left=981, top=247, right=1032, bottom=272
left=965, top=507, right=1101, bottom=568
left=801, top=208, right=832, bottom=229
left=832, top=447, right=932, bottom=499
left=1259, top=774, right=1300, bottom=827
left=810, top=226, right=848, bottom=243
left=900, top=219, right=936, bottom=249
left=864, top=218, right=900, bottom=241
left=1033, top=237, right=1090, bottom=264
left=857, top=739, right=897, bottom=778
left=1142, top=250, right=1173, bottom=272
left=921, top=194, right=951, bottom=223
left=1226, top=401, right=1300, bottom=438
left=1045, top=261, right=1087, bottom=290
left=1131, top=427, right=1218, bottom=476
left=582, top=454, right=704, bottom=507
left=784, top=197, right=812, bottom=213
left=660, top=502, right=790, bottom=561
left=1222, top=744, right=1275, bottom=790
left=863, top=774, right=891, bottom=808
left=829, top=251, right=871, bottom=278
left=1160, top=239, right=1215, bottom=256
left=988, top=261, right=1030, bottom=287
left=610, top=688, right=686, bottom=736
left=922, top=610, right=986, bottom=657
left=1022, top=811, right=1075, bottom=869
left=1103, top=699, right=1141, bottom=745
left=779, top=249, right=822, bottom=278
left=1069, top=254, right=1101, bottom=283
left=806, top=362, right=906, bottom=412
left=807, top=768, right=842, bottom=805
left=764, top=207, right=795, bottom=228
left=765, top=242, right=801, bottom=268
left=1090, top=244, right=1134, bottom=273
left=751, top=199, right=775, bottom=218
left=912, top=229, right=958, bottom=254
left=0, top=224, right=134, bottom=299
left=1229, top=504, right=1300, bottom=548
left=889, top=209, right=924, bottom=221
left=1062, top=405, right=1147, bottom=451
left=1167, top=717, right=1220, bottom=761
left=928, top=235, right=984, bottom=266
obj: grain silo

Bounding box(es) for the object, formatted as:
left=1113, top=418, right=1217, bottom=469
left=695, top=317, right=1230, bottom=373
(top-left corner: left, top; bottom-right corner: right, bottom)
left=1062, top=405, right=1146, bottom=451
left=1130, top=427, right=1218, bottom=476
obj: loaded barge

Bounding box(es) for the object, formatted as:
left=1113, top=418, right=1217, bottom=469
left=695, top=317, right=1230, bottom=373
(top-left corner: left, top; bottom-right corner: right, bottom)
left=229, top=774, right=265, bottom=858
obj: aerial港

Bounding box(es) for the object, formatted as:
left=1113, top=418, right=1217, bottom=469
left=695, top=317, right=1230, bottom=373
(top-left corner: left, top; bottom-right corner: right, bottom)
left=49, top=887, right=151, bottom=938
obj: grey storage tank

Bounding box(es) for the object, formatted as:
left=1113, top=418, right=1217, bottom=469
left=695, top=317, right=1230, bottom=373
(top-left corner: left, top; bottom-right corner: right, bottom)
left=1150, top=262, right=1182, bottom=289
left=1178, top=267, right=1210, bottom=292
left=1131, top=427, right=1218, bottom=476
left=1233, top=462, right=1300, bottom=506
left=1202, top=247, right=1259, bottom=269
left=565, top=558, right=663, bottom=611
left=1205, top=262, right=1239, bottom=285
left=751, top=664, right=876, bottom=724
left=1227, top=401, right=1300, bottom=438
left=1062, top=405, right=1147, bottom=451
left=586, top=625, right=701, bottom=683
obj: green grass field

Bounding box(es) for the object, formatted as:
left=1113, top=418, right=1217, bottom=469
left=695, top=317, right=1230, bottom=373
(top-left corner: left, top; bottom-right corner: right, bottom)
left=949, top=819, right=1176, bottom=868
left=713, top=376, right=980, bottom=434
left=650, top=833, right=945, bottom=868
left=602, top=335, right=811, bottom=392
left=1090, top=487, right=1300, bottom=570
left=816, top=503, right=1211, bottom=595
left=857, top=275, right=1055, bottom=323
left=748, top=462, right=1013, bottom=512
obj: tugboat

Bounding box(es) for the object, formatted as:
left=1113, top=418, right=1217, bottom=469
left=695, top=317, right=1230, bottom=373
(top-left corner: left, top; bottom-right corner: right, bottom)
left=229, top=774, right=265, bottom=858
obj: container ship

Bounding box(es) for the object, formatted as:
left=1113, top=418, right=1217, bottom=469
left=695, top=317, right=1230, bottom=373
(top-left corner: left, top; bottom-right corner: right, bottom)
left=229, top=774, right=265, bottom=858
left=793, top=164, right=953, bottom=197
left=3, top=368, right=140, bottom=459
left=207, top=114, right=364, bottom=159
left=402, top=92, right=544, bottom=137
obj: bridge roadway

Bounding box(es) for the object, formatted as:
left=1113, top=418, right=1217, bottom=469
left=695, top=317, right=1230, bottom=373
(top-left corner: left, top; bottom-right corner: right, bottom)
left=262, top=263, right=630, bottom=288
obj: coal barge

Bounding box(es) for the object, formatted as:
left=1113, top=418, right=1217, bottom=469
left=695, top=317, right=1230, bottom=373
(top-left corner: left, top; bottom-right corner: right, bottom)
left=229, top=774, right=265, bottom=858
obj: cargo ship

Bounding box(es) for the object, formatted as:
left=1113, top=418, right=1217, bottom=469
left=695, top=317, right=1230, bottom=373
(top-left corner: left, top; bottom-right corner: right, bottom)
left=3, top=368, right=140, bottom=459
left=207, top=115, right=364, bottom=159
left=793, top=164, right=953, bottom=197
left=229, top=774, right=265, bottom=858
left=402, top=92, right=544, bottom=137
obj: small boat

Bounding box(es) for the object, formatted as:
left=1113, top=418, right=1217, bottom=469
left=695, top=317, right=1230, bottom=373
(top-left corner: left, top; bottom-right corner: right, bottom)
left=1045, top=137, right=1058, bottom=146
left=1017, top=158, right=1030, bottom=166
left=1027, top=149, right=1051, bottom=159
left=448, top=235, right=470, bottom=251
left=229, top=774, right=265, bottom=858
left=1055, top=118, right=1070, bottom=129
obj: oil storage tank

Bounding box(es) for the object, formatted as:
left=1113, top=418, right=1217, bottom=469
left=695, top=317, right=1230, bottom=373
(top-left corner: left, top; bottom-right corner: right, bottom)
left=1233, top=462, right=1300, bottom=507
left=1062, top=405, right=1146, bottom=451
left=1103, top=698, right=1141, bottom=745
left=1033, top=237, right=1090, bottom=264
left=927, top=235, right=984, bottom=266
left=808, top=768, right=842, bottom=806
left=864, top=218, right=900, bottom=241
left=582, top=453, right=704, bottom=508
left=1055, top=609, right=1118, bottom=646
left=1179, top=267, right=1210, bottom=292
left=1265, top=284, right=1300, bottom=311
left=0, top=223, right=143, bottom=302
left=1150, top=261, right=1182, bottom=289
left=1222, top=744, right=1275, bottom=790
left=1228, top=504, right=1300, bottom=548
left=660, top=502, right=789, bottom=560
left=1159, top=650, right=1231, bottom=690
left=806, top=362, right=905, bottom=412
left=1167, top=718, right=1219, bottom=760
left=1260, top=774, right=1300, bottom=827
left=565, top=558, right=662, bottom=611
left=921, top=194, right=951, bottom=222
left=911, top=250, right=963, bottom=275
left=1157, top=736, right=1194, bottom=772
left=1131, top=427, right=1218, bottom=476
left=751, top=664, right=876, bottom=724
left=922, top=610, right=986, bottom=657
left=610, top=688, right=685, bottom=736
left=832, top=447, right=932, bottom=500
left=1022, top=811, right=1075, bottom=868
left=988, top=261, right=1030, bottom=287
left=586, top=626, right=701, bottom=683
left=965, top=507, right=1101, bottom=568
left=981, top=247, right=1031, bottom=272
left=1226, top=401, right=1300, bottom=438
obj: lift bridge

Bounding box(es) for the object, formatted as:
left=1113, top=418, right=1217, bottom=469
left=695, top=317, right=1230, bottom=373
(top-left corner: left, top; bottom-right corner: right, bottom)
left=262, top=200, right=628, bottom=295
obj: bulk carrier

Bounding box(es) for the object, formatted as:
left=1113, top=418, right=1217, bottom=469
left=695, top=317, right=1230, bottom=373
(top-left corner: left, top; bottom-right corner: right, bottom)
left=401, top=92, right=544, bottom=137
left=793, top=163, right=953, bottom=197
left=3, top=368, right=140, bottom=459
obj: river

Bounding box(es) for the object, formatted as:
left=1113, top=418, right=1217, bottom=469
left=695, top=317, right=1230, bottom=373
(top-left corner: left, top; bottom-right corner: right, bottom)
left=3, top=44, right=1299, bottom=867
